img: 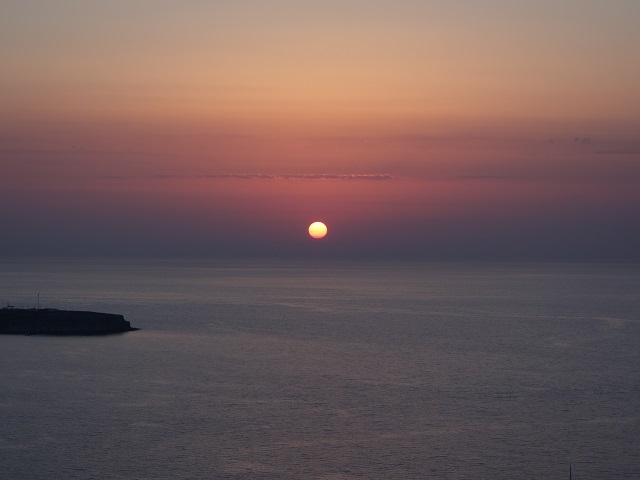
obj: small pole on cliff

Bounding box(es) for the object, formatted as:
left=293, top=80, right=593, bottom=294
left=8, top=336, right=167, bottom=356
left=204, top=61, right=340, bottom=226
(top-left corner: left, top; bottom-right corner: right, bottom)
left=37, top=292, right=40, bottom=310
left=570, top=464, right=572, bottom=480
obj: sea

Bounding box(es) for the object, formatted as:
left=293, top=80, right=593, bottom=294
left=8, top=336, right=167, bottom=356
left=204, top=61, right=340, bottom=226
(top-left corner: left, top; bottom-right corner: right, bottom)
left=1, top=259, right=639, bottom=479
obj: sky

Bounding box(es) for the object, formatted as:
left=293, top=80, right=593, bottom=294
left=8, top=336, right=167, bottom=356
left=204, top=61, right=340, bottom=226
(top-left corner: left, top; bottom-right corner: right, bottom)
left=1, top=1, right=639, bottom=260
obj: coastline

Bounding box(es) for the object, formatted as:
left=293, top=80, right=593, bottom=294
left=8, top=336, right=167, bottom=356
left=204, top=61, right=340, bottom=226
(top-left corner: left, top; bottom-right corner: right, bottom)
left=0, top=307, right=138, bottom=335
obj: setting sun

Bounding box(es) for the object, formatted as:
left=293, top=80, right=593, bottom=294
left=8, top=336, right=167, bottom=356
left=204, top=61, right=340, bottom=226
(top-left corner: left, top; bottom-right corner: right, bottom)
left=308, top=221, right=328, bottom=239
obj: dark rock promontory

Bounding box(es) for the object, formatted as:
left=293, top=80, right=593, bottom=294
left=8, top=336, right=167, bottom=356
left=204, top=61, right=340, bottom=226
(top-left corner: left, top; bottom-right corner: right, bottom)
left=0, top=308, right=138, bottom=335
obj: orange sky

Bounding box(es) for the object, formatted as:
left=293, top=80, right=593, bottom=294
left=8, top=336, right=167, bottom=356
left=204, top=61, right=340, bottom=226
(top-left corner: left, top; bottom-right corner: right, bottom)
left=1, top=1, right=639, bottom=259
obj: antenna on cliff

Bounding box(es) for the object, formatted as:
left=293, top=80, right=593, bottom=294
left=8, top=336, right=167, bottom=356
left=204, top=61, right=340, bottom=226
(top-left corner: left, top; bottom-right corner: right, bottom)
left=37, top=292, right=40, bottom=310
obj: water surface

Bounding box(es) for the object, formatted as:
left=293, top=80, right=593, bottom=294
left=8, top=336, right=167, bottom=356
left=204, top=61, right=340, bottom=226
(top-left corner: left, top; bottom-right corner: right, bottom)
left=1, top=260, right=639, bottom=479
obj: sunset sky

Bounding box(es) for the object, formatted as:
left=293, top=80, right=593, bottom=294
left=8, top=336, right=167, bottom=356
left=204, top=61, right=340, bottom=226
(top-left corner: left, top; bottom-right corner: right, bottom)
left=1, top=1, right=639, bottom=259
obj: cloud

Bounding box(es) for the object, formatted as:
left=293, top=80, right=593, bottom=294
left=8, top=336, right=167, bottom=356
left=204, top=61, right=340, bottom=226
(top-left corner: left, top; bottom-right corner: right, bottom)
left=457, top=175, right=517, bottom=180
left=105, top=173, right=398, bottom=181
left=595, top=150, right=640, bottom=155
left=195, top=173, right=396, bottom=181
left=456, top=174, right=557, bottom=182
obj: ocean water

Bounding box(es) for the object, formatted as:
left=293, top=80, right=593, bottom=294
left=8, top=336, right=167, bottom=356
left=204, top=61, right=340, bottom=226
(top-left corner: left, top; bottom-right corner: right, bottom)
left=0, top=259, right=639, bottom=479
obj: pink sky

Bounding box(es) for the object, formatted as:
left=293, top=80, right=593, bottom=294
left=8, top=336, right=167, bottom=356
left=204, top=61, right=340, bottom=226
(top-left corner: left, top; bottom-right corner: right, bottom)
left=1, top=1, right=639, bottom=259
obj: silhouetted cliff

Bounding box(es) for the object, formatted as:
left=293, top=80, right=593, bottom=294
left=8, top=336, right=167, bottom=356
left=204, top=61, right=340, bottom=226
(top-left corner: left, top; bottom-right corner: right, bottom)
left=0, top=308, right=138, bottom=335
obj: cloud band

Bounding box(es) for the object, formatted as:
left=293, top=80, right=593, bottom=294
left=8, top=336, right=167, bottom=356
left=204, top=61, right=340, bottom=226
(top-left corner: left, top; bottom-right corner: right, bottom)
left=148, top=173, right=397, bottom=181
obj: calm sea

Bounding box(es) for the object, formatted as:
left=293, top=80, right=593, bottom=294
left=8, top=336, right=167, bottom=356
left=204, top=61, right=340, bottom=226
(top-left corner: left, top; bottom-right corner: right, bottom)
left=1, top=259, right=639, bottom=479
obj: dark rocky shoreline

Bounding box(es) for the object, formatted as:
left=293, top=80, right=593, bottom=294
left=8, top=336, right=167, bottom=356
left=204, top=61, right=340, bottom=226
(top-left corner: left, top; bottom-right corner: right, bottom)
left=0, top=308, right=138, bottom=335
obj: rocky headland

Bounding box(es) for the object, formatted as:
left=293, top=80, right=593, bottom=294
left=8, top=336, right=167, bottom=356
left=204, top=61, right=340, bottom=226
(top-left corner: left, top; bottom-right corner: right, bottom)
left=0, top=308, right=138, bottom=335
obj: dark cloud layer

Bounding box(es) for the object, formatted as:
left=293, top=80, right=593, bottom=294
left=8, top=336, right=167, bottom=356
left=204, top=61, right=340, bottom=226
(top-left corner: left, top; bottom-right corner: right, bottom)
left=105, top=173, right=397, bottom=181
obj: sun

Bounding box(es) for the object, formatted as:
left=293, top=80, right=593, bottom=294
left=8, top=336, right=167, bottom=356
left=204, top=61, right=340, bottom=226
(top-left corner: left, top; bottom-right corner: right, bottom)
left=308, top=221, right=328, bottom=239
